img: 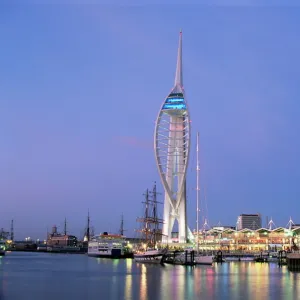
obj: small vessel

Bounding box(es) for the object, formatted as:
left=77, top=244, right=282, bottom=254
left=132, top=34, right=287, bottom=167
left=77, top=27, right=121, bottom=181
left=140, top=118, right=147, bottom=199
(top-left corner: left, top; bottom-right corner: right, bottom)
left=88, top=232, right=132, bottom=258
left=134, top=182, right=166, bottom=264
left=134, top=248, right=167, bottom=264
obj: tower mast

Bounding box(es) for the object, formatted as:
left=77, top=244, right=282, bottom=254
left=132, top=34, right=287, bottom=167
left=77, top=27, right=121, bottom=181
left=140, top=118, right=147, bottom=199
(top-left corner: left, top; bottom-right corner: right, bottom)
left=10, top=219, right=14, bottom=241
left=196, top=132, right=200, bottom=255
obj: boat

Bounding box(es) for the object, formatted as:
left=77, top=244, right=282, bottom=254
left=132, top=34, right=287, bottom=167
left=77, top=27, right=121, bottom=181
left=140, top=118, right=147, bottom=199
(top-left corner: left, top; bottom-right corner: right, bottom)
left=47, top=245, right=83, bottom=253
left=134, top=182, right=166, bottom=264
left=88, top=232, right=132, bottom=258
left=134, top=248, right=167, bottom=264
left=194, top=253, right=213, bottom=265
left=169, top=249, right=213, bottom=265
left=194, top=132, right=213, bottom=265
left=88, top=214, right=133, bottom=259
left=254, top=251, right=279, bottom=263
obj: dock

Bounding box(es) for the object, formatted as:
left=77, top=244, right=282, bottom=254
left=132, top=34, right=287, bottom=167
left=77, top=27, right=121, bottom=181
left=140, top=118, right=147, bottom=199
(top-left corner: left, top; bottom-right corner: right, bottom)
left=287, top=253, right=300, bottom=271
left=163, top=250, right=196, bottom=266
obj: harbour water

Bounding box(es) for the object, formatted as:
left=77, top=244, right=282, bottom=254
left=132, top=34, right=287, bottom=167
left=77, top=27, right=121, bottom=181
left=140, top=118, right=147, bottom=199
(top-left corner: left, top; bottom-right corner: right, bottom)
left=0, top=252, right=300, bottom=300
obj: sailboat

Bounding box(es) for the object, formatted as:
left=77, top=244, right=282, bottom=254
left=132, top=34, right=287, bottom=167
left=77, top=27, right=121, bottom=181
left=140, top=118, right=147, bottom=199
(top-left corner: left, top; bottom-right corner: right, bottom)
left=134, top=182, right=167, bottom=264
left=194, top=132, right=213, bottom=265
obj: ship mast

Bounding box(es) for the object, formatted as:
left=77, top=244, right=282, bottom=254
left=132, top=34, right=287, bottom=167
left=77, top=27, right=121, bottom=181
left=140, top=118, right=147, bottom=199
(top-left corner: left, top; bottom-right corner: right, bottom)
left=86, top=211, right=90, bottom=241
left=136, top=183, right=163, bottom=250
left=152, top=182, right=158, bottom=245
left=120, top=214, right=124, bottom=236
left=196, top=132, right=200, bottom=255
left=10, top=219, right=14, bottom=241
left=144, top=189, right=150, bottom=245
left=64, top=218, right=67, bottom=236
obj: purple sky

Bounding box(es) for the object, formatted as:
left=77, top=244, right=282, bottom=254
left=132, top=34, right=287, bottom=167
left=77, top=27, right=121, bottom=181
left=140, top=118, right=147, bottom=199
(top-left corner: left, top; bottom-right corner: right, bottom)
left=1, top=3, right=300, bottom=239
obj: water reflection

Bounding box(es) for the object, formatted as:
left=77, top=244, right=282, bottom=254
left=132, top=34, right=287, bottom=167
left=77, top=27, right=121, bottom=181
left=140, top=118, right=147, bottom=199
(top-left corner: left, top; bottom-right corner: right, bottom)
left=124, top=259, right=132, bottom=300
left=139, top=264, right=147, bottom=300
left=2, top=253, right=300, bottom=300
left=158, top=262, right=300, bottom=300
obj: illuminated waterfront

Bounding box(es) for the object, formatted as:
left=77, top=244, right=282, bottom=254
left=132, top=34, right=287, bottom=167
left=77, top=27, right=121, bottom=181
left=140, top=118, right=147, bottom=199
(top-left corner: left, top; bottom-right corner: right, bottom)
left=193, top=226, right=300, bottom=252
left=0, top=252, right=300, bottom=299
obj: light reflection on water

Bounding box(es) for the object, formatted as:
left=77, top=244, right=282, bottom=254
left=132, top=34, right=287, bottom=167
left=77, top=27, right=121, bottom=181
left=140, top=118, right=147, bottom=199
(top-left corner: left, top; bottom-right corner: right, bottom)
left=1, top=253, right=300, bottom=300
left=139, top=264, right=147, bottom=300
left=125, top=259, right=132, bottom=300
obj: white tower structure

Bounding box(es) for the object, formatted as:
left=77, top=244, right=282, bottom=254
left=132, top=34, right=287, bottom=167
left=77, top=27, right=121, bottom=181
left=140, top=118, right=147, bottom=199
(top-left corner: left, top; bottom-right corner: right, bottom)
left=154, top=31, right=191, bottom=243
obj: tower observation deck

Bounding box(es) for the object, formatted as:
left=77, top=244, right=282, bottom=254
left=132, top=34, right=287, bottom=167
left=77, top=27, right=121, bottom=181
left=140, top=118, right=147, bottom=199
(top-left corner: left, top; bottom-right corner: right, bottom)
left=154, top=31, right=191, bottom=243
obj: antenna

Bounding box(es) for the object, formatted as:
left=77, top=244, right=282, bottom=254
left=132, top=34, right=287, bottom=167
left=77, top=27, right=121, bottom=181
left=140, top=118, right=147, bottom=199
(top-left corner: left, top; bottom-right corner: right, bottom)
left=196, top=132, right=200, bottom=255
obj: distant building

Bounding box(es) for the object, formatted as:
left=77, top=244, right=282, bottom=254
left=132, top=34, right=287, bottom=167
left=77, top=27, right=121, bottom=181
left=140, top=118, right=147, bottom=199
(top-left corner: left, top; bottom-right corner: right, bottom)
left=47, top=225, right=77, bottom=247
left=236, top=214, right=262, bottom=230
left=0, top=228, right=10, bottom=240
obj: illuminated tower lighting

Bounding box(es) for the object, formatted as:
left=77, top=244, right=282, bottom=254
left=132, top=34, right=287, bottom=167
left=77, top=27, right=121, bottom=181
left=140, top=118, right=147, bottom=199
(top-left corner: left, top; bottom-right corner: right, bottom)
left=154, top=30, right=191, bottom=243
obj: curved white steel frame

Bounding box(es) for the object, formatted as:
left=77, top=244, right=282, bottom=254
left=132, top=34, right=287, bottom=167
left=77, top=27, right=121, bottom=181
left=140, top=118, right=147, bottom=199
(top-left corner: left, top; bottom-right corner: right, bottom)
left=154, top=31, right=191, bottom=243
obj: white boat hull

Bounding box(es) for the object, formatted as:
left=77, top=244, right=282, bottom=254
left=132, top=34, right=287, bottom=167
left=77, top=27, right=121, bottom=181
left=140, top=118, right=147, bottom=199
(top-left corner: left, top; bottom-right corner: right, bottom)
left=134, top=255, right=164, bottom=264
left=134, top=250, right=166, bottom=264
left=194, top=255, right=213, bottom=265
left=88, top=234, right=132, bottom=258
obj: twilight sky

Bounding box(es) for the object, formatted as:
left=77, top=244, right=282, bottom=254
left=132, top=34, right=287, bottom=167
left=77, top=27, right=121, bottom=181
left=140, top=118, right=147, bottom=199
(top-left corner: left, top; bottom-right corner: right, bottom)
left=1, top=1, right=300, bottom=239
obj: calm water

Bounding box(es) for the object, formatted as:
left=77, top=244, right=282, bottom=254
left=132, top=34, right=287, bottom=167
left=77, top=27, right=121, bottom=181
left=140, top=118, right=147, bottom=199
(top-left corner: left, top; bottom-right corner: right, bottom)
left=0, top=252, right=300, bottom=300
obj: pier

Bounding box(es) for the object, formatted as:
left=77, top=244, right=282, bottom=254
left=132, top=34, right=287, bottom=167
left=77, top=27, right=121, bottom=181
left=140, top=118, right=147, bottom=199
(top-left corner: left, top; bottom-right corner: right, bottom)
left=163, top=250, right=196, bottom=266
left=287, top=253, right=300, bottom=271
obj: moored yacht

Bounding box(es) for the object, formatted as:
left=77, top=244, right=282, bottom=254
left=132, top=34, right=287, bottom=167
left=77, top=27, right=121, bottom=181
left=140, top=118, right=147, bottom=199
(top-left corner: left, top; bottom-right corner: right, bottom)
left=193, top=132, right=213, bottom=266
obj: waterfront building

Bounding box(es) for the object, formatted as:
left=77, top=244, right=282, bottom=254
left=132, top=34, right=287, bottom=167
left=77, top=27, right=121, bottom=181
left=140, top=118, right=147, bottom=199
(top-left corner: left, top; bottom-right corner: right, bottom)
left=154, top=31, right=191, bottom=244
left=193, top=226, right=300, bottom=252
left=47, top=225, right=77, bottom=247
left=236, top=213, right=262, bottom=230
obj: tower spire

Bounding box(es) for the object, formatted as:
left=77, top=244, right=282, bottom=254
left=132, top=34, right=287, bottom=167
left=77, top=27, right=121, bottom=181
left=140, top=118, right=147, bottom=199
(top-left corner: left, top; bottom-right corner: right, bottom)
left=174, top=30, right=183, bottom=87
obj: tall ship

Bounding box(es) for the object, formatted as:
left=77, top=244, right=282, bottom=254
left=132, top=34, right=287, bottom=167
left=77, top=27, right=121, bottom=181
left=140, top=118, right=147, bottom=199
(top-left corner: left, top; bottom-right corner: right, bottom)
left=134, top=182, right=167, bottom=264
left=88, top=216, right=133, bottom=259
